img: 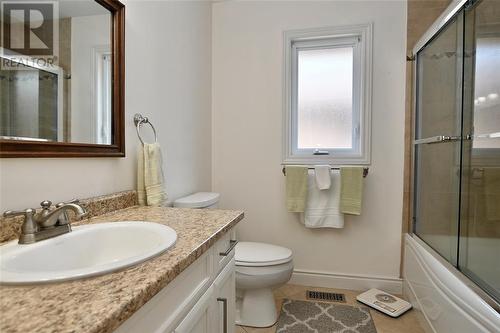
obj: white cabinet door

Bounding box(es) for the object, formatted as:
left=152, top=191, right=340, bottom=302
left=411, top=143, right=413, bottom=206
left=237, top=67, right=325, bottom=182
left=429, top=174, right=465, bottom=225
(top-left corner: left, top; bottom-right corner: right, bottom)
left=173, top=286, right=215, bottom=333
left=114, top=230, right=237, bottom=333
left=114, top=251, right=213, bottom=333
left=214, top=258, right=235, bottom=333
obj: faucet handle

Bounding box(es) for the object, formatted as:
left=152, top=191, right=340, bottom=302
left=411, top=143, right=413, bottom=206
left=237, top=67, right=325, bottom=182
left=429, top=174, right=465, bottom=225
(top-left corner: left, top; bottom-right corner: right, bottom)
left=3, top=208, right=37, bottom=218
left=3, top=208, right=38, bottom=243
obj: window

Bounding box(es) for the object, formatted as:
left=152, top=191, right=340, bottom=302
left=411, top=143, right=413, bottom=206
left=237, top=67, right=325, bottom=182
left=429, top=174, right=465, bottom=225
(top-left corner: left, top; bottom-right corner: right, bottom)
left=283, top=24, right=372, bottom=164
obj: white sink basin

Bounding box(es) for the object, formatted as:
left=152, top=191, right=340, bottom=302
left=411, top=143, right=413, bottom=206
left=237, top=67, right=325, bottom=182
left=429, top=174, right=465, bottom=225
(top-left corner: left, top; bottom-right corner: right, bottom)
left=0, top=221, right=177, bottom=285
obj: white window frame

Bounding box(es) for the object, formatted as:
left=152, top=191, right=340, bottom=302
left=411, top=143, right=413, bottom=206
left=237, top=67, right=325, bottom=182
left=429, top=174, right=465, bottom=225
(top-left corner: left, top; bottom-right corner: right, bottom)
left=283, top=24, right=373, bottom=165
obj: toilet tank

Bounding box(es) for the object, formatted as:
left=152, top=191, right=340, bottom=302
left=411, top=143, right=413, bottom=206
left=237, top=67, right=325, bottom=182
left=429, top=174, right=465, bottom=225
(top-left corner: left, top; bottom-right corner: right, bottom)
left=173, top=192, right=220, bottom=209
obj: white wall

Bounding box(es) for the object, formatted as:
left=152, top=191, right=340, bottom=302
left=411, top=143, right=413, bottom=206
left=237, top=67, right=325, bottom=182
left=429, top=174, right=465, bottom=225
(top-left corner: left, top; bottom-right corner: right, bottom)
left=125, top=0, right=213, bottom=204
left=212, top=1, right=407, bottom=283
left=0, top=0, right=212, bottom=211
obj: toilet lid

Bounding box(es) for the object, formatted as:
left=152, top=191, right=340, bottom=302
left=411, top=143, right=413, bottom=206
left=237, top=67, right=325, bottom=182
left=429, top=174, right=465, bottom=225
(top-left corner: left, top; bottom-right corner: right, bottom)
left=173, top=192, right=220, bottom=208
left=235, top=242, right=293, bottom=267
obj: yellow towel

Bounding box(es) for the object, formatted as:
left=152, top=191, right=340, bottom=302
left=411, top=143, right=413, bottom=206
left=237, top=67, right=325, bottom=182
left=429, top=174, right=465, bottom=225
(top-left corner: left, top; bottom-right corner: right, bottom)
left=286, top=166, right=308, bottom=212
left=340, top=167, right=363, bottom=215
left=137, top=143, right=167, bottom=206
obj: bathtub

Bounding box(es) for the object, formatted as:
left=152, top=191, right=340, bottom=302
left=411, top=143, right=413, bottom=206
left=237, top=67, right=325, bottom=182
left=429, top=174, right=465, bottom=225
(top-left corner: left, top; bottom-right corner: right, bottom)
left=403, top=234, right=500, bottom=333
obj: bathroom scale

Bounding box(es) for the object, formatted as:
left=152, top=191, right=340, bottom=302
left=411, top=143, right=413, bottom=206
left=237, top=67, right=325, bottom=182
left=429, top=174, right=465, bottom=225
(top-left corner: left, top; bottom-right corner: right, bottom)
left=356, top=288, right=412, bottom=317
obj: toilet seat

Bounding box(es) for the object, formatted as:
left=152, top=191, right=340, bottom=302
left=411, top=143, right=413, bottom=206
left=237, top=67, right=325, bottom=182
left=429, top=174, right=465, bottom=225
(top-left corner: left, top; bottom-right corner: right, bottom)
left=235, top=242, right=294, bottom=327
left=235, top=242, right=293, bottom=267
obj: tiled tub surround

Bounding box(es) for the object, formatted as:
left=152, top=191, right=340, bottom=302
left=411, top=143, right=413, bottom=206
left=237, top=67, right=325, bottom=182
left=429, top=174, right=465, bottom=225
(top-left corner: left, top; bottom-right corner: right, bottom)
left=0, top=190, right=138, bottom=243
left=0, top=205, right=244, bottom=333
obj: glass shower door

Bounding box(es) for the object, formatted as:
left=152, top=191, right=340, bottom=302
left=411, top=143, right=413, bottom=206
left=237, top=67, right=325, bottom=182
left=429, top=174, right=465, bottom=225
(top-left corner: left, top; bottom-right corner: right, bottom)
left=460, top=0, right=500, bottom=303
left=414, top=0, right=500, bottom=305
left=414, top=10, right=464, bottom=265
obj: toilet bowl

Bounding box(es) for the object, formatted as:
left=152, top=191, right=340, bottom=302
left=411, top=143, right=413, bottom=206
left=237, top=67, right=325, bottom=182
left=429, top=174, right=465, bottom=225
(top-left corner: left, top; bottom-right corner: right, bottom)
left=235, top=242, right=293, bottom=328
left=173, top=194, right=293, bottom=327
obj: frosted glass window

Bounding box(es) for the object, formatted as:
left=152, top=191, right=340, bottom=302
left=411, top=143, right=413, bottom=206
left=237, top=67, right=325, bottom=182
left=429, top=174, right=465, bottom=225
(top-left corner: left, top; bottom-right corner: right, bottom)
left=297, top=47, right=354, bottom=149
left=284, top=26, right=372, bottom=164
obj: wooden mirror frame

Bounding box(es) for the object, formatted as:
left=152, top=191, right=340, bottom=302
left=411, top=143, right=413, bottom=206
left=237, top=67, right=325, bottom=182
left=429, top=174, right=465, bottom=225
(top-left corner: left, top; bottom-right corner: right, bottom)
left=0, top=0, right=125, bottom=158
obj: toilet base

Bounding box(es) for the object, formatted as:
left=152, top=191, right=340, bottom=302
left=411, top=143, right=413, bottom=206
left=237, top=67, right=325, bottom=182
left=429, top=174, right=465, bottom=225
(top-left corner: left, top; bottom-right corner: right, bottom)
left=236, top=288, right=278, bottom=328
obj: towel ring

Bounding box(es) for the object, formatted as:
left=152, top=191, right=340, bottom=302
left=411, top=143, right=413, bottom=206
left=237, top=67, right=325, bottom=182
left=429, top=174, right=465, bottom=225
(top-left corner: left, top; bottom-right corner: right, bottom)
left=134, top=113, right=158, bottom=145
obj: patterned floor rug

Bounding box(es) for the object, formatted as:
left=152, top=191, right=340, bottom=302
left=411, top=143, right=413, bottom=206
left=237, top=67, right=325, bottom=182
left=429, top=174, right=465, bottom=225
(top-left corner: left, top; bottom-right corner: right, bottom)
left=276, top=299, right=377, bottom=333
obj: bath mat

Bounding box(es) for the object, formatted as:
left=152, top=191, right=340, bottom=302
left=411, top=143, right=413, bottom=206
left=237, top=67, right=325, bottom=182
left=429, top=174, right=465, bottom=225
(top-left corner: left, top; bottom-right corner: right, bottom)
left=276, top=299, right=377, bottom=333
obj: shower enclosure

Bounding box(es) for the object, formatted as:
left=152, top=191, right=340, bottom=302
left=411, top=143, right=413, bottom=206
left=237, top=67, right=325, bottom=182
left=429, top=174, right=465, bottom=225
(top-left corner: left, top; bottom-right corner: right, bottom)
left=413, top=0, right=500, bottom=308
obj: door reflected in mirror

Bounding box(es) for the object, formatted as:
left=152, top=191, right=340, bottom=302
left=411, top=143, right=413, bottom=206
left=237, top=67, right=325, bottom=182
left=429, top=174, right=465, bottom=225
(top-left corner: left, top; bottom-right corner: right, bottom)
left=0, top=0, right=113, bottom=145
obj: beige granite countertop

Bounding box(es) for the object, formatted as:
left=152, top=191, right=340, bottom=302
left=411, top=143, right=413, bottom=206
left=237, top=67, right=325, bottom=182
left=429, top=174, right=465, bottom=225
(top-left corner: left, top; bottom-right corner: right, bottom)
left=0, top=206, right=244, bottom=333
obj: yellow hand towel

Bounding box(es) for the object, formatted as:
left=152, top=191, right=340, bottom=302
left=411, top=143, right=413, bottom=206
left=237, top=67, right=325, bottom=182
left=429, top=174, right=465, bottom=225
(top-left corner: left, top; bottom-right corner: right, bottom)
left=340, top=167, right=364, bottom=215
left=137, top=143, right=168, bottom=206
left=286, top=166, right=308, bottom=212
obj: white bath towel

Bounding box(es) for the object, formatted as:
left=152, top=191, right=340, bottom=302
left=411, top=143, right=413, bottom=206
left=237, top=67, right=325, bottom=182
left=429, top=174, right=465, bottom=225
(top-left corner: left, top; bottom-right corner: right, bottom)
left=137, top=143, right=168, bottom=206
left=302, top=170, right=344, bottom=228
left=314, top=165, right=331, bottom=190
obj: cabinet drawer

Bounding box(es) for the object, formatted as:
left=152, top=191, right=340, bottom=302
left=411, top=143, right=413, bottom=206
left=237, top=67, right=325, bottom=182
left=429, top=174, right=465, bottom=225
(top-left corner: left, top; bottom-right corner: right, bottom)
left=114, top=250, right=213, bottom=333
left=213, top=228, right=237, bottom=275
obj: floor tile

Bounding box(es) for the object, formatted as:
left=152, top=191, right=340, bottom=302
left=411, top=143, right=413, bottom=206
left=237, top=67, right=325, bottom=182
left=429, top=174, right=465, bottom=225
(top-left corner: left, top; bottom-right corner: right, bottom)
left=237, top=284, right=425, bottom=333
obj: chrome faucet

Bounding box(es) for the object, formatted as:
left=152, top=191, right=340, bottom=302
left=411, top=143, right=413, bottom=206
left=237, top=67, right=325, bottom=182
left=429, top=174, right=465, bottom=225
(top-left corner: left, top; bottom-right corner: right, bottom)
left=3, top=199, right=88, bottom=244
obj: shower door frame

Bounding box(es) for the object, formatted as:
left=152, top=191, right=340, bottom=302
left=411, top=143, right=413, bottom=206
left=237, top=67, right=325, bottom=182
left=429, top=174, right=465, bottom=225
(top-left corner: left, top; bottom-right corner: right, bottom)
left=410, top=0, right=500, bottom=313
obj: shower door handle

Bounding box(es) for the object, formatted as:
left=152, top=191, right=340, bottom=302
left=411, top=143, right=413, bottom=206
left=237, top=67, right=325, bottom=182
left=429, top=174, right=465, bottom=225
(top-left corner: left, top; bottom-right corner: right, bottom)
left=414, top=135, right=462, bottom=145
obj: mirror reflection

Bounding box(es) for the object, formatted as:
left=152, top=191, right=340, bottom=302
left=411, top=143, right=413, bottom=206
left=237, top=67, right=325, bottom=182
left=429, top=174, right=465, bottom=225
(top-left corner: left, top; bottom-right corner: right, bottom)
left=0, top=0, right=112, bottom=144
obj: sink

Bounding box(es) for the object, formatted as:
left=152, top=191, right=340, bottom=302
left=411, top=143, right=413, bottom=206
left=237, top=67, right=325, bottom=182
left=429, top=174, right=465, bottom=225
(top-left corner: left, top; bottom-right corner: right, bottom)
left=0, top=221, right=177, bottom=285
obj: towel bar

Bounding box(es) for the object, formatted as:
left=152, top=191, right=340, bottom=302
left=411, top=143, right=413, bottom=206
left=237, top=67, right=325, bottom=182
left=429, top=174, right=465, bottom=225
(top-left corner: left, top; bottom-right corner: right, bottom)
left=282, top=166, right=369, bottom=178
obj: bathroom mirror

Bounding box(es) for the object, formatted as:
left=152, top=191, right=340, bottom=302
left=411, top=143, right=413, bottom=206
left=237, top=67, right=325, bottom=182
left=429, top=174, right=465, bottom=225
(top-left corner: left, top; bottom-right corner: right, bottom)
left=0, top=0, right=125, bottom=157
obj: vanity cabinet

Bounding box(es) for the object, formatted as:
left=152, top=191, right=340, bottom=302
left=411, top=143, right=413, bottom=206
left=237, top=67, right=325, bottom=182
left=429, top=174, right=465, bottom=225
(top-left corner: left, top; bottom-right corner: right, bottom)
left=115, top=229, right=236, bottom=333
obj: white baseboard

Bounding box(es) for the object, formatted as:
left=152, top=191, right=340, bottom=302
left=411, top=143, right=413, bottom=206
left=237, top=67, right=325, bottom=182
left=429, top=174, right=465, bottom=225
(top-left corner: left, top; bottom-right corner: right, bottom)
left=290, top=269, right=403, bottom=295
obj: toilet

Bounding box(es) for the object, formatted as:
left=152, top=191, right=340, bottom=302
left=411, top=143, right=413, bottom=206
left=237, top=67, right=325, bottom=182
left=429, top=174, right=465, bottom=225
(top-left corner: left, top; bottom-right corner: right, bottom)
left=235, top=242, right=294, bottom=328
left=173, top=192, right=220, bottom=209
left=174, top=193, right=294, bottom=328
